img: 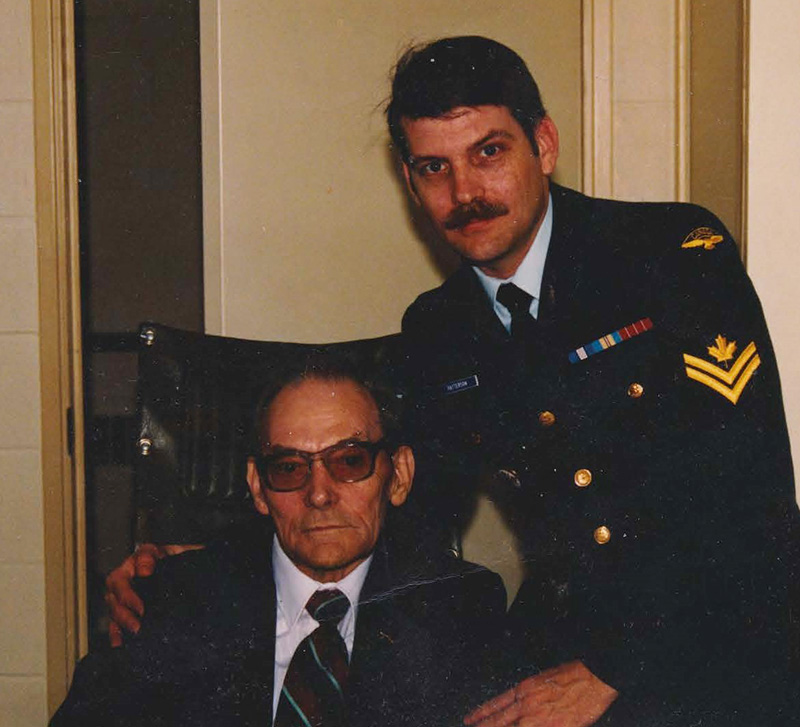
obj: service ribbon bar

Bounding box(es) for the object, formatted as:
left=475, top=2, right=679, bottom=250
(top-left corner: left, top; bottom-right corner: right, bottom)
left=569, top=317, right=653, bottom=364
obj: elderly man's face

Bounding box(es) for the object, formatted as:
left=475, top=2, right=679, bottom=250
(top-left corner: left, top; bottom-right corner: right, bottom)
left=402, top=105, right=559, bottom=279
left=246, top=377, right=413, bottom=582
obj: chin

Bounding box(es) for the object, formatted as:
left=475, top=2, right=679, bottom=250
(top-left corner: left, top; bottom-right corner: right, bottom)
left=448, top=233, right=508, bottom=258
left=303, top=543, right=374, bottom=579
left=304, top=544, right=357, bottom=568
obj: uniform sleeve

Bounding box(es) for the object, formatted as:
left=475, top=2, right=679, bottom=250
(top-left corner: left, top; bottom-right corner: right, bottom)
left=438, top=566, right=509, bottom=717
left=656, top=207, right=796, bottom=512
left=595, top=207, right=800, bottom=717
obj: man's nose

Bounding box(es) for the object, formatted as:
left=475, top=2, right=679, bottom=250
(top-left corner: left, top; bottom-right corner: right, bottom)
left=451, top=163, right=483, bottom=205
left=305, top=460, right=337, bottom=508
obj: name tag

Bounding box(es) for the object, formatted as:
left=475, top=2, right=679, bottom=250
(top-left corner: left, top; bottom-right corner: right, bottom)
left=441, top=375, right=480, bottom=395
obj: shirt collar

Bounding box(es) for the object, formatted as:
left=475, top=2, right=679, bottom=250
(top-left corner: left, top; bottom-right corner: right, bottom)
left=472, top=192, right=553, bottom=324
left=272, top=534, right=372, bottom=629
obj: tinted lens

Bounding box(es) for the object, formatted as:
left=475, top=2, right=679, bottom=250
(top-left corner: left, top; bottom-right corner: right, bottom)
left=260, top=440, right=385, bottom=491
left=325, top=443, right=374, bottom=481
left=266, top=455, right=309, bottom=491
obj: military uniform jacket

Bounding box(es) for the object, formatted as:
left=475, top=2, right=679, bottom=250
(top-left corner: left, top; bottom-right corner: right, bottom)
left=51, top=520, right=506, bottom=727
left=401, top=184, right=799, bottom=724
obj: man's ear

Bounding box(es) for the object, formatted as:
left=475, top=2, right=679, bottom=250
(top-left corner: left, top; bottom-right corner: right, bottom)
left=246, top=458, right=270, bottom=516
left=388, top=445, right=415, bottom=507
left=401, top=161, right=421, bottom=205
left=533, top=115, right=559, bottom=176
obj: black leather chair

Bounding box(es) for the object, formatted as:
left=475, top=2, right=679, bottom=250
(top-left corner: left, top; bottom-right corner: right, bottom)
left=134, top=322, right=407, bottom=545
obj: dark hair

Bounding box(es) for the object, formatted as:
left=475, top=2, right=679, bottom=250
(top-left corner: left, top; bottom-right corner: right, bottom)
left=252, top=349, right=404, bottom=453
left=386, top=36, right=546, bottom=161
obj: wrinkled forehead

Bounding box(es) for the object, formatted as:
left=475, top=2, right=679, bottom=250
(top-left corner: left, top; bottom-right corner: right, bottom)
left=262, top=376, right=383, bottom=449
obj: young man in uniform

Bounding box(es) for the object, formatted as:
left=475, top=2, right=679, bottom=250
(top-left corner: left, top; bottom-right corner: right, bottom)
left=393, top=35, right=798, bottom=726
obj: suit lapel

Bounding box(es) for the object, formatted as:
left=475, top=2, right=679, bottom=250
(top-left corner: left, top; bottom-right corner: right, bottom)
left=219, top=529, right=278, bottom=726
left=538, top=183, right=596, bottom=345
left=247, top=562, right=277, bottom=725
left=437, top=264, right=509, bottom=346
left=346, top=545, right=439, bottom=727
left=348, top=543, right=403, bottom=693
left=542, top=184, right=648, bottom=353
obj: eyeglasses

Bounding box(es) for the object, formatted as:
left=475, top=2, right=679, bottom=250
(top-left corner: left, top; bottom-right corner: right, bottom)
left=255, top=439, right=389, bottom=492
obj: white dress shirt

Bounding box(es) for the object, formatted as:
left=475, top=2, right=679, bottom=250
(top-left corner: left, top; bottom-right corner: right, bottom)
left=271, top=536, right=372, bottom=719
left=472, top=192, right=554, bottom=330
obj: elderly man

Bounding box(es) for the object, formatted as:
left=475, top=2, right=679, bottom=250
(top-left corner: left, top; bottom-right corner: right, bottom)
left=392, top=36, right=799, bottom=726
left=54, top=357, right=506, bottom=727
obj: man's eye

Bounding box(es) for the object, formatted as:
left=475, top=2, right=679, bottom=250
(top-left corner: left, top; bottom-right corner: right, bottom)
left=330, top=449, right=369, bottom=469
left=480, top=144, right=501, bottom=158
left=272, top=458, right=304, bottom=475
left=418, top=160, right=445, bottom=176
left=342, top=452, right=368, bottom=468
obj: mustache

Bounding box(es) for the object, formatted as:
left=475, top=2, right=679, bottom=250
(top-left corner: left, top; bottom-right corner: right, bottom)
left=444, top=199, right=509, bottom=230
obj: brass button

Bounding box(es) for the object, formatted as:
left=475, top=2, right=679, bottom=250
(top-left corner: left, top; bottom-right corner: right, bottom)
left=497, top=468, right=522, bottom=489
left=594, top=526, right=611, bottom=545
left=574, top=468, right=592, bottom=488
left=468, top=431, right=482, bottom=446
left=627, top=382, right=644, bottom=399
left=538, top=410, right=556, bottom=427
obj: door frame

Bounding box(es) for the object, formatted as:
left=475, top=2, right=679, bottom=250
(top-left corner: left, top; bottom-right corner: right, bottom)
left=31, top=0, right=86, bottom=713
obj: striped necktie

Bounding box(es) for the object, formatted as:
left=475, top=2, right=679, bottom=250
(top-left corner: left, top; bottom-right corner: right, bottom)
left=274, top=589, right=351, bottom=727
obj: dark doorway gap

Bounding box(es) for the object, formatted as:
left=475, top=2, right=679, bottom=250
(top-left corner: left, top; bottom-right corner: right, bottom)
left=74, top=0, right=204, bottom=648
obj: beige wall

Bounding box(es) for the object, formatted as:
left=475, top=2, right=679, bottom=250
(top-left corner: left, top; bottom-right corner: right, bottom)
left=201, top=0, right=583, bottom=342
left=747, top=1, right=800, bottom=488
left=689, top=0, right=744, bottom=243
left=611, top=0, right=679, bottom=201
left=0, top=0, right=48, bottom=725
left=583, top=0, right=683, bottom=202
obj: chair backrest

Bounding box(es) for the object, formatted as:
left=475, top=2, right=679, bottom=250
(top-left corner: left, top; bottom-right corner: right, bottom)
left=135, top=322, right=405, bottom=543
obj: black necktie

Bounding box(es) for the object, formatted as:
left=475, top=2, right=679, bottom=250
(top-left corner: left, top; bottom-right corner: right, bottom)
left=496, top=282, right=536, bottom=340
left=274, top=589, right=351, bottom=727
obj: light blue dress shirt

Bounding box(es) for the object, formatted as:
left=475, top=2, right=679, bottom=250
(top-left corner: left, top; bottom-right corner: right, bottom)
left=472, top=193, right=553, bottom=332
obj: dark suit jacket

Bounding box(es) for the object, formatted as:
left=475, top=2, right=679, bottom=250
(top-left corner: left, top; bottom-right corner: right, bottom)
left=401, top=184, right=800, bottom=725
left=51, top=520, right=506, bottom=727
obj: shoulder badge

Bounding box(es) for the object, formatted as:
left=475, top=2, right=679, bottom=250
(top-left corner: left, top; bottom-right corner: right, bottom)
left=683, top=335, right=760, bottom=404
left=681, top=226, right=724, bottom=250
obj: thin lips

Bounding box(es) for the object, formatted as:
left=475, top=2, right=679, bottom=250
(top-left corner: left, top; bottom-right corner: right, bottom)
left=460, top=216, right=498, bottom=230
left=304, top=523, right=350, bottom=532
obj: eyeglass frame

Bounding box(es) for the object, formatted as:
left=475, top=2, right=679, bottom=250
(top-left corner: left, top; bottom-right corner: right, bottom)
left=254, top=438, right=392, bottom=492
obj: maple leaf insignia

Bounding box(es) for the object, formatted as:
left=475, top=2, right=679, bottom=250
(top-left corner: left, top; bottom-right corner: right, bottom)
left=708, top=335, right=737, bottom=367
